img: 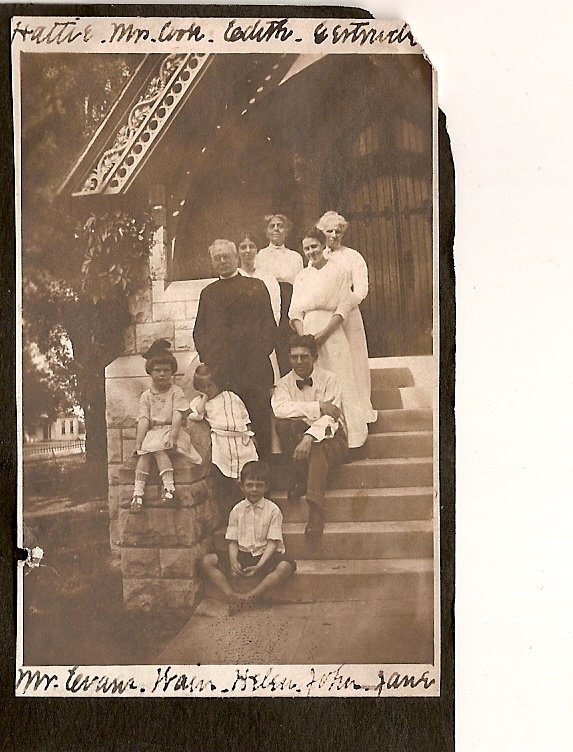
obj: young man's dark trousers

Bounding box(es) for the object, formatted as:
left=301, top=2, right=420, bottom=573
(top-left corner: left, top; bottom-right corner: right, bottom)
left=274, top=419, right=347, bottom=510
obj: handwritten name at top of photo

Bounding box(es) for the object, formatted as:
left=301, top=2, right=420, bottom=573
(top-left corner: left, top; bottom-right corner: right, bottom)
left=11, top=20, right=94, bottom=45
left=314, top=21, right=418, bottom=47
left=223, top=19, right=294, bottom=43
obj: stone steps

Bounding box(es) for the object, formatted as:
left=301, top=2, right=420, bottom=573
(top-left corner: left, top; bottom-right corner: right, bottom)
left=370, top=408, right=433, bottom=434
left=271, top=457, right=433, bottom=491
left=271, top=486, right=434, bottom=523
left=369, top=367, right=415, bottom=389
left=214, top=520, right=433, bottom=560
left=261, top=366, right=436, bottom=610
left=269, top=558, right=434, bottom=603
left=360, top=430, right=433, bottom=459
left=370, top=387, right=432, bottom=410
left=205, top=558, right=433, bottom=604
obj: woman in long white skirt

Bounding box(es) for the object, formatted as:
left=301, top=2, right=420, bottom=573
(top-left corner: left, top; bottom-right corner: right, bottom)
left=316, top=211, right=378, bottom=425
left=289, top=228, right=369, bottom=448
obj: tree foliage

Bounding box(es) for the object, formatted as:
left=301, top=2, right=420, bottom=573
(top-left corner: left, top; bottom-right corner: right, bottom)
left=20, top=53, right=149, bottom=470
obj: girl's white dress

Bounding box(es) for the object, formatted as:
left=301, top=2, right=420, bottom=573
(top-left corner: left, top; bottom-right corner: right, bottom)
left=324, top=246, right=378, bottom=424
left=289, top=260, right=370, bottom=448
left=138, top=384, right=201, bottom=463
left=188, top=390, right=258, bottom=478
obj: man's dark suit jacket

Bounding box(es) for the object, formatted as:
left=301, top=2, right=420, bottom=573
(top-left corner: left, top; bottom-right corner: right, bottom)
left=193, top=274, right=278, bottom=392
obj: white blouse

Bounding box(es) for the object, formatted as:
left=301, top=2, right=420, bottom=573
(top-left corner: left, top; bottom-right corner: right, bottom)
left=324, top=246, right=369, bottom=309
left=238, top=267, right=281, bottom=325
left=289, top=261, right=353, bottom=323
left=255, top=244, right=303, bottom=285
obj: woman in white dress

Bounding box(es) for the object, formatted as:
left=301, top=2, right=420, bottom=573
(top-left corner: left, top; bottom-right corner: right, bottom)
left=255, top=214, right=303, bottom=375
left=316, top=211, right=378, bottom=424
left=289, top=227, right=369, bottom=449
left=237, top=231, right=281, bottom=383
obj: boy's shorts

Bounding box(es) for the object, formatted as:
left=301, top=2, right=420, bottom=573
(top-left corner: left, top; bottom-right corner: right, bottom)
left=217, top=548, right=297, bottom=576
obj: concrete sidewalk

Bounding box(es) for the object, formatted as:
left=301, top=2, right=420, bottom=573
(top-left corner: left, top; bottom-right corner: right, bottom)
left=156, top=589, right=433, bottom=665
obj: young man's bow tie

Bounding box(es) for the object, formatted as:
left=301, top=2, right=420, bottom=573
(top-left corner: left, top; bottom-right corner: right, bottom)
left=296, top=377, right=313, bottom=389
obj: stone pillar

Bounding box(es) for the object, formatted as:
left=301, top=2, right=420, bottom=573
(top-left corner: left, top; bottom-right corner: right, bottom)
left=105, top=186, right=220, bottom=611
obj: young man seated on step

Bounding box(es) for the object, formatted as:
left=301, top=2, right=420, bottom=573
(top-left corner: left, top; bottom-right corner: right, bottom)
left=271, top=334, right=348, bottom=539
left=200, top=461, right=296, bottom=612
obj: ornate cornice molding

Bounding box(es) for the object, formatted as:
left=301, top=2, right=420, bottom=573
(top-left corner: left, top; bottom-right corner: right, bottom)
left=74, top=53, right=209, bottom=196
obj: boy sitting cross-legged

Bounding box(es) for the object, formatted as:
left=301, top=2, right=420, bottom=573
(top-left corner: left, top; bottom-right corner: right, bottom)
left=200, top=461, right=296, bottom=612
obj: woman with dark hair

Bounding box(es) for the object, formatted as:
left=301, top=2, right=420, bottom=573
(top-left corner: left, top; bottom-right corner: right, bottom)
left=237, top=230, right=281, bottom=383
left=316, top=211, right=377, bottom=425
left=255, top=214, right=303, bottom=374
left=289, top=227, right=369, bottom=448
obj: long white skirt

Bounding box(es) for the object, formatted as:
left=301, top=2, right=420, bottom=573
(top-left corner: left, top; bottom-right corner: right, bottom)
left=343, top=307, right=378, bottom=424
left=303, top=310, right=369, bottom=448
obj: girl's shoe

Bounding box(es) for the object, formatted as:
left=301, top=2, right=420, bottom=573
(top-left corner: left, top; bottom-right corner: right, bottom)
left=129, top=495, right=144, bottom=514
left=161, top=487, right=176, bottom=503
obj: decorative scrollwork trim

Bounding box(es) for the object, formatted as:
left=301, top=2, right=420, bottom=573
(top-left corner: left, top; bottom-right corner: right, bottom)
left=75, top=53, right=209, bottom=196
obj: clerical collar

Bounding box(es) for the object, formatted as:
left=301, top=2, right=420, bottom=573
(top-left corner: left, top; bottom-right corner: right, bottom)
left=220, top=270, right=239, bottom=279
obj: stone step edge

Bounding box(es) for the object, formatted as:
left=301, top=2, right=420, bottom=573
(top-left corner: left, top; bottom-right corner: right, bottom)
left=289, top=558, right=434, bottom=575
left=272, top=485, right=434, bottom=500
left=281, top=520, right=433, bottom=534
left=334, top=457, right=433, bottom=467
left=366, top=430, right=434, bottom=438
left=374, top=408, right=433, bottom=415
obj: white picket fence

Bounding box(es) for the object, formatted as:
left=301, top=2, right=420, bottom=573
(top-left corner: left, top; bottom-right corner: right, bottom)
left=23, top=439, right=86, bottom=461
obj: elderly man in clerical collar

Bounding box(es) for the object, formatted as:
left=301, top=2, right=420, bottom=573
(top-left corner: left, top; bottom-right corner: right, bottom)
left=193, top=239, right=277, bottom=460
left=271, top=334, right=348, bottom=538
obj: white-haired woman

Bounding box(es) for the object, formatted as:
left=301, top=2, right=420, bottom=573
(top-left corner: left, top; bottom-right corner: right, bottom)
left=255, top=214, right=303, bottom=375
left=316, top=211, right=377, bottom=424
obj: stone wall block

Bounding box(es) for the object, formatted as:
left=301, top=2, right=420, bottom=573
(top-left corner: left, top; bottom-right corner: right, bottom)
left=118, top=456, right=139, bottom=485
left=106, top=376, right=148, bottom=427
left=153, top=302, right=187, bottom=322
left=119, top=507, right=197, bottom=547
left=174, top=327, right=195, bottom=352
left=159, top=544, right=206, bottom=579
left=122, top=428, right=137, bottom=440
left=107, top=429, right=122, bottom=463
left=122, top=439, right=136, bottom=462
left=135, top=321, right=175, bottom=353
left=123, top=578, right=162, bottom=611
left=186, top=301, right=200, bottom=320
left=187, top=476, right=213, bottom=510
left=108, top=465, right=120, bottom=487
left=121, top=548, right=160, bottom=578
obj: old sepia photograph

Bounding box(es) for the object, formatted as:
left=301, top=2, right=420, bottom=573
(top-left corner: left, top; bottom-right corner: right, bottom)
left=14, top=15, right=440, bottom=697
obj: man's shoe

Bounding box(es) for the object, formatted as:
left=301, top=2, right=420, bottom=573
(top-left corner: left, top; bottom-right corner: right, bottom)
left=287, top=482, right=305, bottom=503
left=305, top=502, right=324, bottom=536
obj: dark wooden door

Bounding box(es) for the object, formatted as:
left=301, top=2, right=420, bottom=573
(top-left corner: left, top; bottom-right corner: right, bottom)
left=321, top=117, right=433, bottom=357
